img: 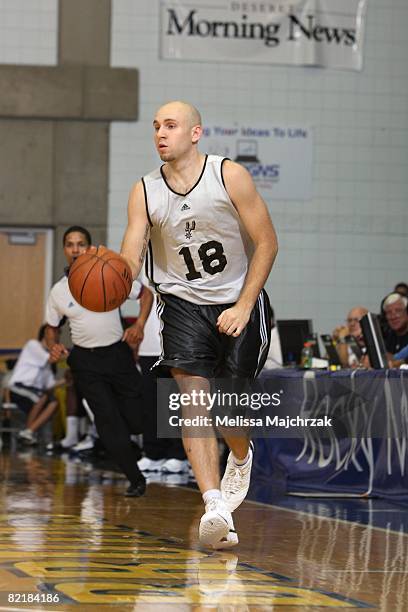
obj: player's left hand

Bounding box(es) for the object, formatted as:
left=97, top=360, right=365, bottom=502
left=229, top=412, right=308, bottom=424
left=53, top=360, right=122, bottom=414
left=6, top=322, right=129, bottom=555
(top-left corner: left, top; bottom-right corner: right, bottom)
left=122, top=321, right=144, bottom=347
left=217, top=304, right=251, bottom=337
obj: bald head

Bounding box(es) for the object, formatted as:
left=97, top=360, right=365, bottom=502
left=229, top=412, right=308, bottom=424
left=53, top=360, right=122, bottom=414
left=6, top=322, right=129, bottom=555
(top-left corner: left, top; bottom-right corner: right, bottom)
left=346, top=306, right=368, bottom=338
left=153, top=100, right=203, bottom=162
left=156, top=101, right=202, bottom=128
left=348, top=306, right=368, bottom=320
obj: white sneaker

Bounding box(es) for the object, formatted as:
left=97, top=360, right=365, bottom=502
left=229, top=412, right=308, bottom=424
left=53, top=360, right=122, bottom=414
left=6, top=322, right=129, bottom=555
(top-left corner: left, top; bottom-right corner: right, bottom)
left=144, top=472, right=163, bottom=484
left=221, top=442, right=254, bottom=512
left=71, top=434, right=95, bottom=452
left=212, top=527, right=239, bottom=550
left=60, top=436, right=79, bottom=449
left=18, top=429, right=37, bottom=445
left=161, top=458, right=189, bottom=473
left=162, top=472, right=189, bottom=486
left=137, top=457, right=166, bottom=472
left=199, top=498, right=238, bottom=549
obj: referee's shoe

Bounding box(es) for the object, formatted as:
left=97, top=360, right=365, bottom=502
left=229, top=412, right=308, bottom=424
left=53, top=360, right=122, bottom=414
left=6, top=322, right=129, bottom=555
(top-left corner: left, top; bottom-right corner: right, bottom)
left=125, top=473, right=146, bottom=497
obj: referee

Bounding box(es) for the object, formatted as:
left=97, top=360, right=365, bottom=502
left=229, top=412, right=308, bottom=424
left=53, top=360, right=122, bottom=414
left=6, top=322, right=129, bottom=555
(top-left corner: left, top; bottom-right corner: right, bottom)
left=46, top=226, right=153, bottom=497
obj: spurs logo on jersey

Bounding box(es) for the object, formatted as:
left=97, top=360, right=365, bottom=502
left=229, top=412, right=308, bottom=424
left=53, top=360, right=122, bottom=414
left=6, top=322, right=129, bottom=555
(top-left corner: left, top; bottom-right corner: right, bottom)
left=143, top=155, right=253, bottom=305
left=185, top=221, right=196, bottom=239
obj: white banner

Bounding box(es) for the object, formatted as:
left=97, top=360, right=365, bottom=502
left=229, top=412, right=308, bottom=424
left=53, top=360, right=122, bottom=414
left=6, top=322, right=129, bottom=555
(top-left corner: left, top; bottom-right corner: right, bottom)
left=202, top=122, right=313, bottom=200
left=160, top=0, right=367, bottom=71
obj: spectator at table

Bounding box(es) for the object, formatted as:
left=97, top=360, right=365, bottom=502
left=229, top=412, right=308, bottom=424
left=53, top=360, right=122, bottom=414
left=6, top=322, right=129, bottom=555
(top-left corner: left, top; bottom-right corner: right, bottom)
left=381, top=293, right=408, bottom=364
left=332, top=306, right=368, bottom=368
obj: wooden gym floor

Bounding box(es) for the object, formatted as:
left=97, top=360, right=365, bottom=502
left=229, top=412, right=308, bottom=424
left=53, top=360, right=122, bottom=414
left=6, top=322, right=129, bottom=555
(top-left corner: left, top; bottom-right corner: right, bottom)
left=0, top=450, right=407, bottom=610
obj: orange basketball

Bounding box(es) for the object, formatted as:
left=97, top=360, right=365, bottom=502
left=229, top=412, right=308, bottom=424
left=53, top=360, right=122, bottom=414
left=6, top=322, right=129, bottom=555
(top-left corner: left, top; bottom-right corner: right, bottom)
left=68, top=247, right=133, bottom=312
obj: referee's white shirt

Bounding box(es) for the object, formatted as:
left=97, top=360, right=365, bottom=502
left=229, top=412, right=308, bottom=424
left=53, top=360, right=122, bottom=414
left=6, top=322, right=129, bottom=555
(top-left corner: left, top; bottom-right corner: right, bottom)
left=46, top=276, right=142, bottom=349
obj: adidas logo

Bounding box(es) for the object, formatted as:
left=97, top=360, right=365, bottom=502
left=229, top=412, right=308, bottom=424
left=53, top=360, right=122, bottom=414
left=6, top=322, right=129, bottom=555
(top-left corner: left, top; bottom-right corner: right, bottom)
left=68, top=302, right=75, bottom=308
left=181, top=202, right=190, bottom=211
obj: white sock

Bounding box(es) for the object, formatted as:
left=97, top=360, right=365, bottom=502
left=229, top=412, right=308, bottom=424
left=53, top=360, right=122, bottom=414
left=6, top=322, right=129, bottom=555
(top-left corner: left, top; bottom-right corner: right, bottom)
left=203, top=489, right=222, bottom=505
left=233, top=450, right=250, bottom=466
left=61, top=416, right=79, bottom=447
left=79, top=417, right=88, bottom=437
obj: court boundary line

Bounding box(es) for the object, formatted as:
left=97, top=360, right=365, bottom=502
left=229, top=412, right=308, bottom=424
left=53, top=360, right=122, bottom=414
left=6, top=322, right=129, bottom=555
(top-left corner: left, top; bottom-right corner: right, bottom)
left=173, top=482, right=408, bottom=538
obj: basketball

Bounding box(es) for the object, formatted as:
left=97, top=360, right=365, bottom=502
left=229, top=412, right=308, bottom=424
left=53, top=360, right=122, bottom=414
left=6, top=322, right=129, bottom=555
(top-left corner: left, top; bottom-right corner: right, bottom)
left=68, top=247, right=133, bottom=312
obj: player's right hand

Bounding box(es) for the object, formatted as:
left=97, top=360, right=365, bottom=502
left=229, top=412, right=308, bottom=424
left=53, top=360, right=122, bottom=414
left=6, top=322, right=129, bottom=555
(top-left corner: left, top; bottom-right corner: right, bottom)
left=217, top=303, right=251, bottom=337
left=87, top=245, right=110, bottom=256
left=49, top=343, right=69, bottom=363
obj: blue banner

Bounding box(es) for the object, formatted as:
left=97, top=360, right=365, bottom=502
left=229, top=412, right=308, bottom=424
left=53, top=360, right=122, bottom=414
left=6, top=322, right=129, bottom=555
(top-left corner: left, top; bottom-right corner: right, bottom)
left=252, top=369, right=408, bottom=502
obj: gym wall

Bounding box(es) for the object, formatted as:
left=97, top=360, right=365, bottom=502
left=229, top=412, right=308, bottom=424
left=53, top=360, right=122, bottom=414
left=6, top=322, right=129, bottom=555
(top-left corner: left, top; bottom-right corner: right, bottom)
left=107, top=0, right=408, bottom=334
left=0, top=0, right=136, bottom=282
left=0, top=0, right=406, bottom=336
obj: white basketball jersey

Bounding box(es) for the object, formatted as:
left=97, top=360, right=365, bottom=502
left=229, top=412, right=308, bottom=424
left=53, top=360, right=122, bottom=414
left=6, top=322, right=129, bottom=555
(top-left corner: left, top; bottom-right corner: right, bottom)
left=143, top=155, right=252, bottom=305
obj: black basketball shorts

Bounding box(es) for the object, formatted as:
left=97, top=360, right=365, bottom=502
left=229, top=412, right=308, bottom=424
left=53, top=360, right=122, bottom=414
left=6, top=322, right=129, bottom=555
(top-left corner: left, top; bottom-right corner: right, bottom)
left=153, top=289, right=272, bottom=379
left=9, top=383, right=54, bottom=414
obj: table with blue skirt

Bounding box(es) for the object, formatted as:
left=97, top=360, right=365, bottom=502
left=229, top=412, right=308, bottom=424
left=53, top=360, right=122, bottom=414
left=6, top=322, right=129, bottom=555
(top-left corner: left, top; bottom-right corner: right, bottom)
left=252, top=368, right=408, bottom=503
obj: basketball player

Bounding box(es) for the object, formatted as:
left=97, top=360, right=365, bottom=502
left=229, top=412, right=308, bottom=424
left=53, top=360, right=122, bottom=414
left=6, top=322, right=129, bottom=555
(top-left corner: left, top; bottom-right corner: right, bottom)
left=120, top=101, right=278, bottom=546
left=47, top=226, right=153, bottom=497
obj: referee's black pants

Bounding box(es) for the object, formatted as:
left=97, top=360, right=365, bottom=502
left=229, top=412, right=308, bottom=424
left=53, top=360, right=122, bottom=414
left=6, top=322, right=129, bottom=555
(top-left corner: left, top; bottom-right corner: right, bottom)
left=68, top=341, right=143, bottom=485
left=139, top=356, right=186, bottom=461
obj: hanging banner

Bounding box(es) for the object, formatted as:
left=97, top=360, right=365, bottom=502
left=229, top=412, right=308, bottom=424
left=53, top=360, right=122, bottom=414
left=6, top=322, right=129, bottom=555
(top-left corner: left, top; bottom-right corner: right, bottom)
left=201, top=122, right=313, bottom=200
left=253, top=369, right=408, bottom=502
left=160, top=0, right=367, bottom=71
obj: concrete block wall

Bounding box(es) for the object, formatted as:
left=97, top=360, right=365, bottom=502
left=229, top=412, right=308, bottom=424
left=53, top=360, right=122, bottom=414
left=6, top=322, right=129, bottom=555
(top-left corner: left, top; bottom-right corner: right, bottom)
left=0, top=0, right=138, bottom=281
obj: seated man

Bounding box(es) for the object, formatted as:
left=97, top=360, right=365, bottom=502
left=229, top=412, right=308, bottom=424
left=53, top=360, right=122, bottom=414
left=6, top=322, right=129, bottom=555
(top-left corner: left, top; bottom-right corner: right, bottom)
left=8, top=325, right=61, bottom=444
left=381, top=293, right=408, bottom=365
left=332, top=306, right=368, bottom=368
